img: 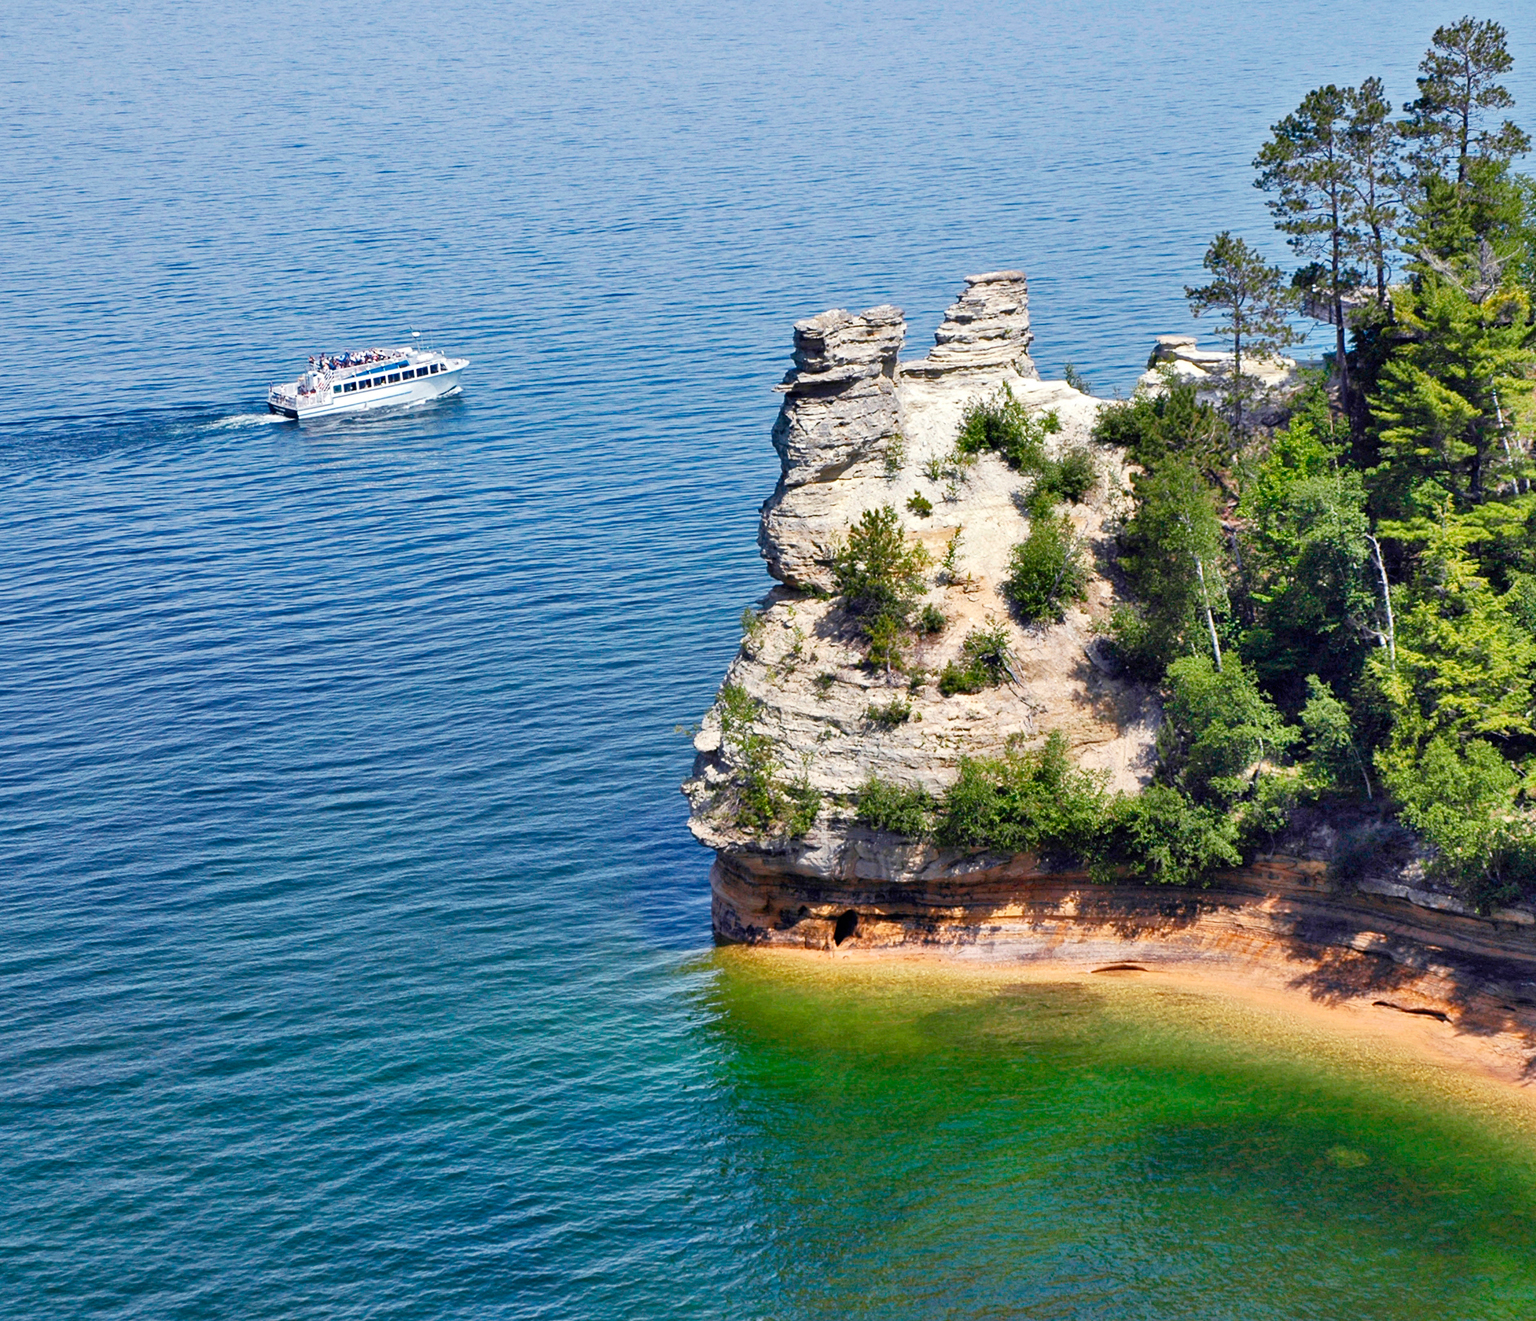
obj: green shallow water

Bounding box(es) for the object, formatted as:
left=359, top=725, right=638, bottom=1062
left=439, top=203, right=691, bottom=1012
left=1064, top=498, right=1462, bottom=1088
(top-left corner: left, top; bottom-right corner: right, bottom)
left=705, top=954, right=1536, bottom=1320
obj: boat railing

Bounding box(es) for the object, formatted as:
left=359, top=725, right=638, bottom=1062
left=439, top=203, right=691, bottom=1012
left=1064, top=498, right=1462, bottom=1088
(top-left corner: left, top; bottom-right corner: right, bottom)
left=310, top=349, right=412, bottom=381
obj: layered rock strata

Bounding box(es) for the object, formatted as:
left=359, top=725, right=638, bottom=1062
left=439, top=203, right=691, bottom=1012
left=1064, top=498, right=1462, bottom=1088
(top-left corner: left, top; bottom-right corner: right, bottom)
left=711, top=850, right=1536, bottom=1079
left=902, top=270, right=1040, bottom=378
left=759, top=305, right=906, bottom=591
left=690, top=269, right=1155, bottom=872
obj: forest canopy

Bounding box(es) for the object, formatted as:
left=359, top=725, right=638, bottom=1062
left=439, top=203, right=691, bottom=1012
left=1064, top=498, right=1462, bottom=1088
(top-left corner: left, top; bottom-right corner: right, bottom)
left=1092, top=16, right=1536, bottom=908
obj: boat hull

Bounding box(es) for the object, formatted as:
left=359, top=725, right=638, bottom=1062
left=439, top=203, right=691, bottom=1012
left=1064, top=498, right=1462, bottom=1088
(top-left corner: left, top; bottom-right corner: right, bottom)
left=269, top=366, right=466, bottom=420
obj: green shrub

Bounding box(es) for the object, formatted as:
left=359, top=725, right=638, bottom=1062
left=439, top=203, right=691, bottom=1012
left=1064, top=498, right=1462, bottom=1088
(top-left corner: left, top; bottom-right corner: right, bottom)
left=866, top=613, right=905, bottom=673
left=937, top=661, right=985, bottom=696
left=938, top=622, right=1012, bottom=695
left=1103, top=602, right=1162, bottom=682
left=1377, top=732, right=1536, bottom=908
left=1004, top=511, right=1088, bottom=623
left=785, top=775, right=822, bottom=838
left=906, top=492, right=934, bottom=517
left=832, top=506, right=929, bottom=620
left=714, top=681, right=818, bottom=838
left=1091, top=378, right=1228, bottom=469
left=813, top=671, right=837, bottom=699
left=740, top=606, right=765, bottom=654
left=1108, top=783, right=1242, bottom=886
left=883, top=433, right=906, bottom=478
left=940, top=528, right=964, bottom=580
left=857, top=776, right=937, bottom=838
left=955, top=384, right=1060, bottom=471
left=934, top=731, right=1109, bottom=863
left=866, top=697, right=913, bottom=727
left=917, top=603, right=945, bottom=635
left=1159, top=654, right=1295, bottom=807
left=1234, top=771, right=1303, bottom=854
left=1063, top=362, right=1093, bottom=395
left=1038, top=445, right=1098, bottom=504
left=1299, top=675, right=1372, bottom=797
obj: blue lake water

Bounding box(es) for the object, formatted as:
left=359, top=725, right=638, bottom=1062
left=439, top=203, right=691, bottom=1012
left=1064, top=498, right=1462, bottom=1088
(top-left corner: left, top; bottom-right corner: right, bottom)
left=5, top=3, right=1536, bottom=1316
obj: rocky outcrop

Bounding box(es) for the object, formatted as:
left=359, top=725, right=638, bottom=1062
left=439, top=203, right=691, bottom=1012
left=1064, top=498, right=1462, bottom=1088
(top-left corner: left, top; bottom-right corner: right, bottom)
left=903, top=271, right=1040, bottom=379
left=1136, top=334, right=1300, bottom=421
left=758, top=306, right=906, bottom=590
left=686, top=267, right=1536, bottom=1081
left=688, top=268, right=1156, bottom=882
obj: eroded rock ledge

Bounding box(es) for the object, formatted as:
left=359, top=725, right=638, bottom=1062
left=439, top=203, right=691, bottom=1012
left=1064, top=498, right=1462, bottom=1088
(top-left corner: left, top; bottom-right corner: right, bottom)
left=685, top=268, right=1536, bottom=1079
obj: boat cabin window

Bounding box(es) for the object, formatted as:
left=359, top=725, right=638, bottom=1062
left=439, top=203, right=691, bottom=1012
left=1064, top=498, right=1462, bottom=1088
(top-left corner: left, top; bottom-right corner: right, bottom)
left=388, top=373, right=401, bottom=383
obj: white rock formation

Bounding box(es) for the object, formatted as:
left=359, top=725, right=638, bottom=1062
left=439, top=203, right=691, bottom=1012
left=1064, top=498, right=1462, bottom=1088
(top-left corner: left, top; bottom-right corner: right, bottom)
left=902, top=270, right=1040, bottom=378
left=686, top=271, right=1162, bottom=882
left=1136, top=334, right=1299, bottom=420
left=759, top=305, right=906, bottom=591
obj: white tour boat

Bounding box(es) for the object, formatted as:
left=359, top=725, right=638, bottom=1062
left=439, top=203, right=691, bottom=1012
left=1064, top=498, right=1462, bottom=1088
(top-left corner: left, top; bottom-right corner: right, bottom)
left=267, top=341, right=469, bottom=419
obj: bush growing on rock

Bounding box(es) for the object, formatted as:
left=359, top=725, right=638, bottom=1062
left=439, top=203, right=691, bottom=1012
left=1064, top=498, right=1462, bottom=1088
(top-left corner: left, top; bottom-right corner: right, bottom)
left=832, top=506, right=929, bottom=620
left=866, top=697, right=913, bottom=727
left=856, top=776, right=936, bottom=838
left=906, top=491, right=934, bottom=517
left=938, top=622, right=1012, bottom=695
left=955, top=383, right=1061, bottom=471
left=715, top=681, right=820, bottom=839
left=832, top=505, right=932, bottom=671
left=1107, top=784, right=1242, bottom=886
left=934, top=731, right=1109, bottom=863
left=1037, top=445, right=1099, bottom=504
left=1004, top=510, right=1088, bottom=624
left=1158, top=654, right=1294, bottom=806
left=1091, top=378, right=1227, bottom=471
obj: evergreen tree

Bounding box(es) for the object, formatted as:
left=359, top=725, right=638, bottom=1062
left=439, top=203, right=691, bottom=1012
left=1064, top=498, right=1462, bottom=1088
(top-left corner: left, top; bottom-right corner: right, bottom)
left=1114, top=460, right=1228, bottom=676
left=1369, top=273, right=1533, bottom=509
left=1404, top=17, right=1529, bottom=188
left=1370, top=533, right=1536, bottom=746
left=1402, top=18, right=1532, bottom=263
left=1237, top=418, right=1375, bottom=699
left=1255, top=86, right=1360, bottom=412
left=1343, top=77, right=1403, bottom=305
left=1185, top=232, right=1298, bottom=437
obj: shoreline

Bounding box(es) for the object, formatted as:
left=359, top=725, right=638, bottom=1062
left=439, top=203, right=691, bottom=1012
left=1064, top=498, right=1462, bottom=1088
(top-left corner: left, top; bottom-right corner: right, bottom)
left=723, top=942, right=1536, bottom=1117
left=710, top=853, right=1536, bottom=1098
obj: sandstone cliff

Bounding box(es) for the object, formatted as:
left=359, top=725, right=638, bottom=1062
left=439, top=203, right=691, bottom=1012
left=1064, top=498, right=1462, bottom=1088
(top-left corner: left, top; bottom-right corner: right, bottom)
left=682, top=270, right=1536, bottom=1078
left=689, top=271, right=1158, bottom=881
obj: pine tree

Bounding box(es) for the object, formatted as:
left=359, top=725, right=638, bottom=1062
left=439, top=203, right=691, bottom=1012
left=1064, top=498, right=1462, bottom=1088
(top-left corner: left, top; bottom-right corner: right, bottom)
left=1185, top=232, right=1298, bottom=438
left=1404, top=17, right=1529, bottom=188
left=1255, top=86, right=1360, bottom=412
left=1343, top=78, right=1403, bottom=305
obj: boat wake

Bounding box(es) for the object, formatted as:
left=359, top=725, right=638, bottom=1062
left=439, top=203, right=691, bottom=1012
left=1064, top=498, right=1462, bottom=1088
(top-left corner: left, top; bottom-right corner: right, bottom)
left=208, top=412, right=290, bottom=430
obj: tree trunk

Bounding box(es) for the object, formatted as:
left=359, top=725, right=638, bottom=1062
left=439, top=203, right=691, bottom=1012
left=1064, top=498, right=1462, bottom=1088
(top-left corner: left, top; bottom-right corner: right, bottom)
left=1330, top=195, right=1351, bottom=418
left=1233, top=331, right=1244, bottom=438
left=1194, top=553, right=1222, bottom=672
left=1367, top=534, right=1395, bottom=664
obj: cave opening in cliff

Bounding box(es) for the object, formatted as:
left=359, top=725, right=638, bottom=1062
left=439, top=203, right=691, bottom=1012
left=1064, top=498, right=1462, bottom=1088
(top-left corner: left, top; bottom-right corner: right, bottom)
left=833, top=910, right=858, bottom=945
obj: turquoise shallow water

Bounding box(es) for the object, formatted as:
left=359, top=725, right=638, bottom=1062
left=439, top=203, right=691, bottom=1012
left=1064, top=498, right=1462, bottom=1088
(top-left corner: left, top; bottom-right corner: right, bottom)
left=5, top=2, right=1536, bottom=1316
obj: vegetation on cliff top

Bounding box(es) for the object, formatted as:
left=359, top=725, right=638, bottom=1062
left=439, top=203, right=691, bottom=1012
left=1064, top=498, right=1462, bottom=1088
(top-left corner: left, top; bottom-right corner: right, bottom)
left=1096, top=16, right=1536, bottom=906
left=856, top=19, right=1536, bottom=908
